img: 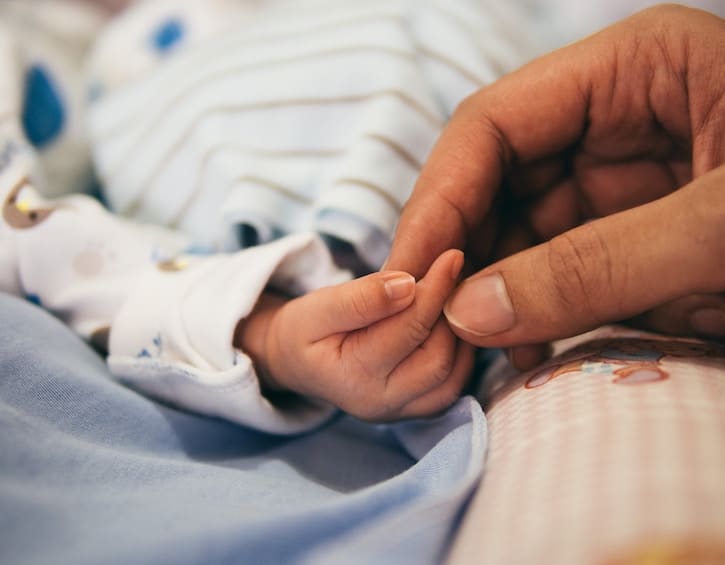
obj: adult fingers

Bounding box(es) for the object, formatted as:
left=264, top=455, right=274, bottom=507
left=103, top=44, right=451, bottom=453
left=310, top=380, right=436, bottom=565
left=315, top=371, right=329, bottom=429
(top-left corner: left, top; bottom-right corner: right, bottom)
left=385, top=16, right=601, bottom=277
left=387, top=5, right=725, bottom=279
left=630, top=292, right=725, bottom=340
left=443, top=165, right=725, bottom=348
left=504, top=292, right=725, bottom=372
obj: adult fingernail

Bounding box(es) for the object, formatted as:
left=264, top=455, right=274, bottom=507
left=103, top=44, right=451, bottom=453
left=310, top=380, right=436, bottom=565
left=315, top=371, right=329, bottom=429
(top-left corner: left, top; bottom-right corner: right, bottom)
left=444, top=273, right=515, bottom=336
left=690, top=308, right=725, bottom=337
left=383, top=272, right=415, bottom=301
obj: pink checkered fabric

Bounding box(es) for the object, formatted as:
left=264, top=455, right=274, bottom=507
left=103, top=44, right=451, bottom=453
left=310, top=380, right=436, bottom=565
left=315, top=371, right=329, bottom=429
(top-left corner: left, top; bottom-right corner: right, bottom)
left=448, top=328, right=725, bottom=565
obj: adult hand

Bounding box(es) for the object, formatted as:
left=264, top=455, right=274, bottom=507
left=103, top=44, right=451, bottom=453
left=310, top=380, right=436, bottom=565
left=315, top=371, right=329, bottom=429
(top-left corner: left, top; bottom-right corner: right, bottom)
left=386, top=5, right=725, bottom=368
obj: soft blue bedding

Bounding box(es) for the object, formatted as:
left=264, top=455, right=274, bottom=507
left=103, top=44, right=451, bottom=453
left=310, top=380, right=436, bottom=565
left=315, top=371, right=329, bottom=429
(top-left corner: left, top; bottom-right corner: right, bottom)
left=0, top=293, right=486, bottom=565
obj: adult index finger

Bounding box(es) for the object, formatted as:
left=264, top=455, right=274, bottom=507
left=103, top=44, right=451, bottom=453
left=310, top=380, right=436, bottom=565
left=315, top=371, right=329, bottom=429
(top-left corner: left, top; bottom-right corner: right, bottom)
left=444, top=165, right=725, bottom=348
left=385, top=25, right=599, bottom=278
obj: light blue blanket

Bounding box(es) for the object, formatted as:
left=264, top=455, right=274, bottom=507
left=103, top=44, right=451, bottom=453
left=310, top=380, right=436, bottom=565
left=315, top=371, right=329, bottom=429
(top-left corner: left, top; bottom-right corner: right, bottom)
left=0, top=293, right=487, bottom=565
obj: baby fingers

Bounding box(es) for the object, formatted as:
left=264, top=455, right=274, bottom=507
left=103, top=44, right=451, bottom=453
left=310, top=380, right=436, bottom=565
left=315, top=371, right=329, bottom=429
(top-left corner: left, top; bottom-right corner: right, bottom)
left=380, top=320, right=475, bottom=421
left=394, top=341, right=475, bottom=420
left=297, top=270, right=417, bottom=342
left=341, top=249, right=465, bottom=379
left=332, top=249, right=473, bottom=421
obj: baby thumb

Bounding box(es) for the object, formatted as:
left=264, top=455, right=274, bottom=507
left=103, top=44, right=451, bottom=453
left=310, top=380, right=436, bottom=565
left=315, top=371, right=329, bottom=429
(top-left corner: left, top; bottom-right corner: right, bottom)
left=444, top=167, right=725, bottom=348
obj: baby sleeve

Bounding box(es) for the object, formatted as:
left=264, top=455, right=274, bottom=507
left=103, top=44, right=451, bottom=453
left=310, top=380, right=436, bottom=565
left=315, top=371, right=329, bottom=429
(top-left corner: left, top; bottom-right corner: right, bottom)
left=107, top=234, right=347, bottom=435
left=0, top=12, right=344, bottom=434
left=0, top=146, right=344, bottom=434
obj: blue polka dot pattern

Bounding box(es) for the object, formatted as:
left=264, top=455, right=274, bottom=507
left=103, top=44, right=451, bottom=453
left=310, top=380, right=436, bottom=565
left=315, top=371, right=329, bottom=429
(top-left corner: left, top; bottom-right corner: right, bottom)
left=151, top=18, right=185, bottom=53
left=21, top=65, right=65, bottom=149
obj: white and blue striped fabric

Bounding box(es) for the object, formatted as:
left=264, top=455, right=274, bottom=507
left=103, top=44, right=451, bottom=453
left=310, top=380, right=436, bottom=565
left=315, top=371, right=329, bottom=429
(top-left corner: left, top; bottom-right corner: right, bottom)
left=87, top=0, right=536, bottom=266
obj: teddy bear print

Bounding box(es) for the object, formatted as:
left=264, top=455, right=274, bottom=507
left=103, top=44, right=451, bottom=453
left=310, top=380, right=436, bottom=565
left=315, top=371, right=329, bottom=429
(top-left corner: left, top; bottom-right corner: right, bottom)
left=525, top=338, right=725, bottom=389
left=2, top=176, right=58, bottom=229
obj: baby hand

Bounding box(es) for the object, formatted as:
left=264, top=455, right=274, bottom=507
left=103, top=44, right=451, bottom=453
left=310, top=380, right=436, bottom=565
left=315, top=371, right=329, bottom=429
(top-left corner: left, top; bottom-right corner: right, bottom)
left=260, top=250, right=473, bottom=421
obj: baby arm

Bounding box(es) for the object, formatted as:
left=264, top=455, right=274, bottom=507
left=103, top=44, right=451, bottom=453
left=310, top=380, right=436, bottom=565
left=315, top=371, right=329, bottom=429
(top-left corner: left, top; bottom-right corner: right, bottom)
left=235, top=250, right=474, bottom=421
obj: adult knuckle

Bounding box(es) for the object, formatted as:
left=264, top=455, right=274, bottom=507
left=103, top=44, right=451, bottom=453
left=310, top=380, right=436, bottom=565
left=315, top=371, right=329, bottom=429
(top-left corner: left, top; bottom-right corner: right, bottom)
left=454, top=92, right=512, bottom=165
left=546, top=224, right=615, bottom=324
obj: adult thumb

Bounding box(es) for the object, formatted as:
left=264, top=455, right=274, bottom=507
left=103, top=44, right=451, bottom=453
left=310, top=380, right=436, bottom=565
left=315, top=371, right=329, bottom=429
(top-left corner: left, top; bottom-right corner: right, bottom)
left=444, top=166, right=725, bottom=348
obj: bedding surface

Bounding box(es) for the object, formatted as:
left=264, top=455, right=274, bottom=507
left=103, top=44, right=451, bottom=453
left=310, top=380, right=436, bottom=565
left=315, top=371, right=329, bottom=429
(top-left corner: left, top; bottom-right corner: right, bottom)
left=0, top=293, right=486, bottom=565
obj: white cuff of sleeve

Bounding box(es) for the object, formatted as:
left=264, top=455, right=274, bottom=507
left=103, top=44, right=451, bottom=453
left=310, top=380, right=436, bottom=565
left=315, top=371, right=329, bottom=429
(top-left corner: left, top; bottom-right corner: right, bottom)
left=108, top=233, right=350, bottom=434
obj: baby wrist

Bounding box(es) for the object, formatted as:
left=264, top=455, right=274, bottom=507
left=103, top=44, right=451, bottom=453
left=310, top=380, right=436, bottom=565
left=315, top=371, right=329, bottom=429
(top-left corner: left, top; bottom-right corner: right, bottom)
left=233, top=291, right=290, bottom=392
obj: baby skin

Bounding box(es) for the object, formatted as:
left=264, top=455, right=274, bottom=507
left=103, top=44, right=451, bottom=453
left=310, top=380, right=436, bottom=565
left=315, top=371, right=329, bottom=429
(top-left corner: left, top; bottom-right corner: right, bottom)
left=235, top=250, right=474, bottom=422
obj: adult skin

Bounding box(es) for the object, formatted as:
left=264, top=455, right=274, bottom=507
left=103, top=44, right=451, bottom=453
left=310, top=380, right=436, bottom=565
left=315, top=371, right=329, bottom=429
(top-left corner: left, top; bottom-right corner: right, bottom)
left=386, top=4, right=725, bottom=368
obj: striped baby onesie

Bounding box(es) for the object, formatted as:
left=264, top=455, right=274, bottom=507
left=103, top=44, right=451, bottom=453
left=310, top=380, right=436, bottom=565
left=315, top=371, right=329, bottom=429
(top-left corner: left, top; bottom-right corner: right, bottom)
left=0, top=0, right=536, bottom=431
left=87, top=0, right=536, bottom=267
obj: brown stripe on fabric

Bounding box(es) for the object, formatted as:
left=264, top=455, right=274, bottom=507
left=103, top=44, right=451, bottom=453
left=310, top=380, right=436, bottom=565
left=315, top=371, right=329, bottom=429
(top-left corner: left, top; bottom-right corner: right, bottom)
left=426, top=2, right=510, bottom=77
left=427, top=3, right=480, bottom=42
left=334, top=177, right=403, bottom=213
left=167, top=144, right=340, bottom=227
left=116, top=90, right=440, bottom=215
left=227, top=11, right=404, bottom=50
left=96, top=44, right=419, bottom=141
left=174, top=175, right=404, bottom=232
left=231, top=175, right=313, bottom=204
left=363, top=133, right=423, bottom=170
left=167, top=133, right=420, bottom=226
left=91, top=7, right=403, bottom=135
left=416, top=45, right=485, bottom=87
left=97, top=41, right=484, bottom=143
left=129, top=173, right=311, bottom=225
left=95, top=11, right=408, bottom=116
left=216, top=146, right=343, bottom=159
